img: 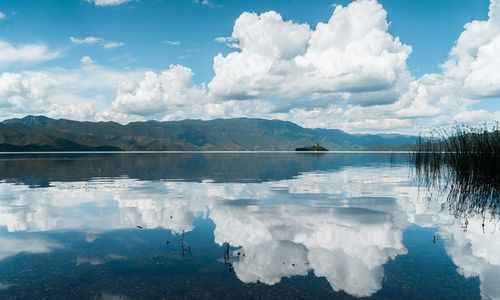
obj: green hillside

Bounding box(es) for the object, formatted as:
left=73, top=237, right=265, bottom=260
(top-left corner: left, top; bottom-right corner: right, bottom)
left=0, top=115, right=416, bottom=151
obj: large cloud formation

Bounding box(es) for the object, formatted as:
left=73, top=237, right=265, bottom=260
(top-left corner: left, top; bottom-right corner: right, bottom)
left=107, top=0, right=415, bottom=128
left=209, top=2, right=412, bottom=105
left=102, top=0, right=498, bottom=132
left=392, top=0, right=500, bottom=127
left=0, top=0, right=498, bottom=133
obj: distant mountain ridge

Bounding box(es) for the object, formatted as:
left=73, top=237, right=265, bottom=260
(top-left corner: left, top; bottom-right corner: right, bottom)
left=0, top=115, right=416, bottom=151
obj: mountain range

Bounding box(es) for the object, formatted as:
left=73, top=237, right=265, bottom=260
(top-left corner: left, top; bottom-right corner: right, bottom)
left=0, top=115, right=416, bottom=151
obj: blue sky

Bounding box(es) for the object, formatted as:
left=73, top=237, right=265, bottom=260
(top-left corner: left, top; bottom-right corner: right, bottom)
left=0, top=0, right=498, bottom=133
left=0, top=0, right=490, bottom=78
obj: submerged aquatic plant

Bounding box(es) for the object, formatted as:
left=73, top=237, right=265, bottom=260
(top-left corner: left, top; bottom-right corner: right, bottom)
left=411, top=123, right=500, bottom=219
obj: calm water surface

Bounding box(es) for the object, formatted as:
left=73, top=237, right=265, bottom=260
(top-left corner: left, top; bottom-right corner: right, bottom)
left=0, top=153, right=498, bottom=299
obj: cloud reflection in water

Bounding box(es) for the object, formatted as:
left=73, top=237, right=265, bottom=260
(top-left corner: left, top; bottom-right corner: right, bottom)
left=0, top=164, right=498, bottom=298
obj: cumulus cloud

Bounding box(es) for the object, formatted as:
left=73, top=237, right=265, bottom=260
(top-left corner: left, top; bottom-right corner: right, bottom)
left=2, top=0, right=498, bottom=133
left=209, top=2, right=412, bottom=106
left=0, top=11, right=7, bottom=20
left=0, top=61, right=142, bottom=121
left=98, top=1, right=416, bottom=129
left=390, top=0, right=500, bottom=128
left=0, top=72, right=58, bottom=114
left=444, top=0, right=500, bottom=99
left=99, top=1, right=417, bottom=130
left=105, top=64, right=207, bottom=118
left=278, top=0, right=500, bottom=132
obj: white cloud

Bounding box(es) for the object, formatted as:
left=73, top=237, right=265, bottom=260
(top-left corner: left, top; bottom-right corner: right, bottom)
left=0, top=40, right=60, bottom=67
left=208, top=11, right=312, bottom=100
left=389, top=0, right=500, bottom=129
left=48, top=103, right=97, bottom=120
left=89, top=1, right=418, bottom=130
left=103, top=41, right=124, bottom=49
left=212, top=0, right=498, bottom=131
left=88, top=0, right=132, bottom=6
left=105, top=64, right=207, bottom=118
left=163, top=40, right=181, bottom=46
left=0, top=62, right=142, bottom=121
left=194, top=0, right=209, bottom=5
left=193, top=0, right=219, bottom=8
left=261, top=0, right=500, bottom=133
left=0, top=72, right=58, bottom=114
left=214, top=36, right=238, bottom=48
left=444, top=0, right=500, bottom=99
left=208, top=2, right=412, bottom=106
left=0, top=11, right=7, bottom=20
left=1, top=0, right=498, bottom=133
left=70, top=36, right=102, bottom=44
left=70, top=36, right=124, bottom=49
left=80, top=55, right=95, bottom=65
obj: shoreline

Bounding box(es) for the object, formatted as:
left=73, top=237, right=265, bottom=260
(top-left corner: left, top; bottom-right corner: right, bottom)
left=0, top=150, right=413, bottom=155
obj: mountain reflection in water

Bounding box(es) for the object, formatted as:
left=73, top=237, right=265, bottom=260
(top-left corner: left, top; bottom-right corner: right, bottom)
left=0, top=153, right=498, bottom=299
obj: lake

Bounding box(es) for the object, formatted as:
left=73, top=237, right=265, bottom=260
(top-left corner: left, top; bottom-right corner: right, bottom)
left=0, top=153, right=498, bottom=299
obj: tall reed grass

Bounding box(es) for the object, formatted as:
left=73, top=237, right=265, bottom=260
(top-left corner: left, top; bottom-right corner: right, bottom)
left=411, top=123, right=499, bottom=219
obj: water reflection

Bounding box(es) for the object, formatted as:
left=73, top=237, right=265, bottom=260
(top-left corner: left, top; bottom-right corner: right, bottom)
left=0, top=153, right=497, bottom=299
left=411, top=147, right=500, bottom=220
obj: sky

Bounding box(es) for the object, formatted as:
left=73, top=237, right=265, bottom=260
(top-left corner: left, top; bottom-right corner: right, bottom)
left=0, top=0, right=499, bottom=133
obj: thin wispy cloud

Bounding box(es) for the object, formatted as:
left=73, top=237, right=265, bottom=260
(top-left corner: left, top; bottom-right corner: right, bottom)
left=80, top=55, right=95, bottom=65
left=214, top=36, right=238, bottom=48
left=70, top=36, right=102, bottom=45
left=193, top=0, right=220, bottom=8
left=69, top=36, right=124, bottom=49
left=103, top=41, right=124, bottom=49
left=0, top=40, right=60, bottom=66
left=87, top=0, right=132, bottom=6
left=163, top=40, right=181, bottom=46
